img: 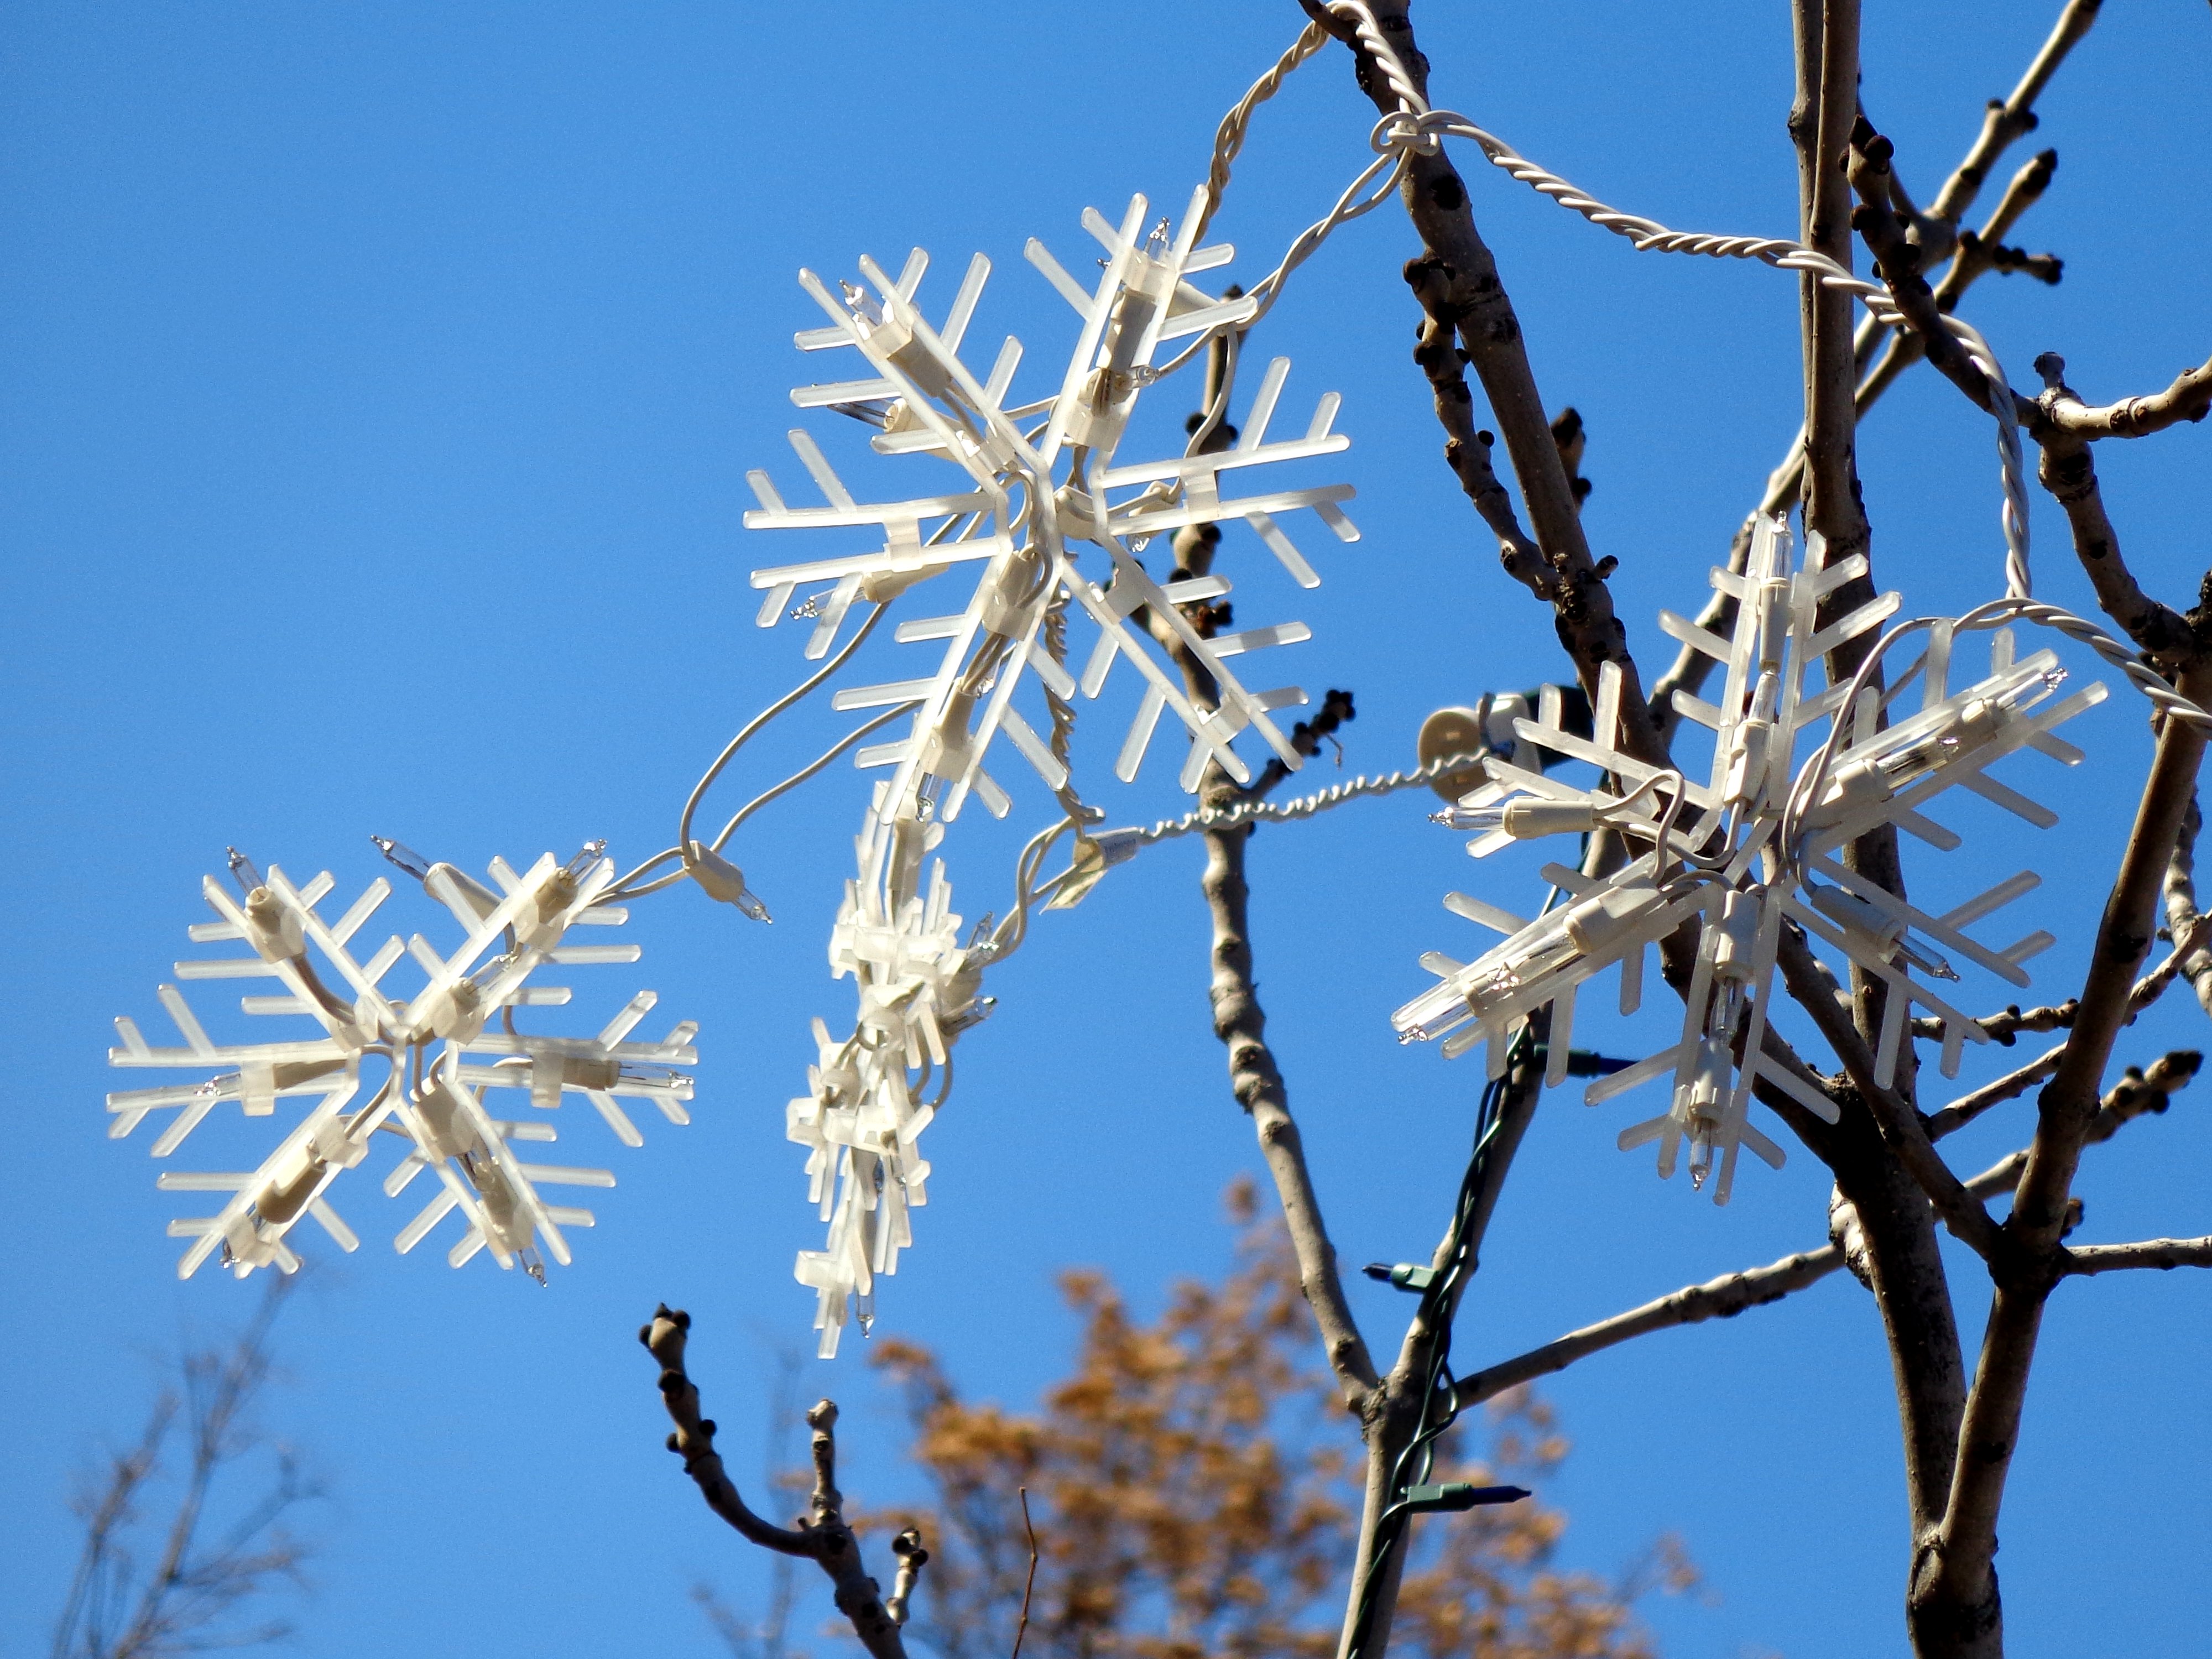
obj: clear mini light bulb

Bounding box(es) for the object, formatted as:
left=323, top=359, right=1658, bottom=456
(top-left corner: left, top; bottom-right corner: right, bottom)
left=1812, top=667, right=2065, bottom=826
left=1679, top=1036, right=1733, bottom=1191
left=686, top=842, right=772, bottom=922
left=369, top=836, right=432, bottom=880
left=1807, top=883, right=1959, bottom=980
left=1431, top=796, right=1598, bottom=838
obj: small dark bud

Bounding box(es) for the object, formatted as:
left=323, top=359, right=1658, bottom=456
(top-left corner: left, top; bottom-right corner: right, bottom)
left=1477, top=430, right=1495, bottom=447
left=1593, top=554, right=1618, bottom=578
left=701, top=1419, right=717, bottom=1437
left=666, top=1432, right=681, bottom=1453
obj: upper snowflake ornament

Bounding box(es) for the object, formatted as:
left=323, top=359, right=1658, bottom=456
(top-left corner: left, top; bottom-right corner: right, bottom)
left=742, top=187, right=1359, bottom=822
left=1395, top=517, right=2106, bottom=1202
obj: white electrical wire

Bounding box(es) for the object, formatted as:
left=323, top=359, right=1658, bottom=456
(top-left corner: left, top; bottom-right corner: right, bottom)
left=1317, top=0, right=2034, bottom=602
left=1128, top=750, right=1491, bottom=844
left=1196, top=20, right=1333, bottom=241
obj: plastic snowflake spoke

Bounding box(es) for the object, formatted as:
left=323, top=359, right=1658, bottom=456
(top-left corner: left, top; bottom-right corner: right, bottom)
left=1396, top=517, right=2105, bottom=1203
left=787, top=788, right=990, bottom=1357
left=107, top=842, right=696, bottom=1281
left=385, top=1053, right=614, bottom=1284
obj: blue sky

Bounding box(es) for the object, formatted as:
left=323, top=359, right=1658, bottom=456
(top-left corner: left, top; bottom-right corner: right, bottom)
left=5, top=4, right=2211, bottom=1657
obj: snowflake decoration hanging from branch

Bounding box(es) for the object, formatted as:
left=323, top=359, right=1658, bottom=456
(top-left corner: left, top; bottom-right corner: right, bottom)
left=733, top=185, right=1366, bottom=1347
left=1394, top=517, right=2106, bottom=1203
left=742, top=186, right=1359, bottom=822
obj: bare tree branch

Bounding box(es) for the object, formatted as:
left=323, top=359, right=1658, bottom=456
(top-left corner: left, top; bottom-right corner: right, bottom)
left=1928, top=0, right=2100, bottom=223
left=1343, top=1025, right=1547, bottom=1659
left=1464, top=1035, right=2195, bottom=1424
left=1923, top=933, right=2203, bottom=1142
left=2063, top=1235, right=2212, bottom=1274
left=1454, top=1245, right=1845, bottom=1411
left=1776, top=930, right=2000, bottom=1257
left=1912, top=662, right=2212, bottom=1653
left=884, top=1529, right=928, bottom=1626
left=53, top=1279, right=316, bottom=1659
left=640, top=1307, right=910, bottom=1659
left=1194, top=802, right=1382, bottom=1414
left=2160, top=792, right=2212, bottom=1016
left=1307, top=0, right=1667, bottom=772
left=2028, top=354, right=2203, bottom=666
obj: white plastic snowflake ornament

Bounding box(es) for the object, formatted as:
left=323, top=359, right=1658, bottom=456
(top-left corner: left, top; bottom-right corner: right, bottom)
left=1396, top=517, right=2106, bottom=1203
left=107, top=842, right=697, bottom=1281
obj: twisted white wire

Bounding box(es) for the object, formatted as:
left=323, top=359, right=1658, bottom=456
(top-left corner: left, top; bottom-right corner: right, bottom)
left=1324, top=1, right=1432, bottom=126
left=1417, top=113, right=2032, bottom=599
left=1970, top=599, right=2212, bottom=734
left=1318, top=0, right=2032, bottom=599
left=1196, top=20, right=1332, bottom=241
left=1131, top=750, right=1489, bottom=844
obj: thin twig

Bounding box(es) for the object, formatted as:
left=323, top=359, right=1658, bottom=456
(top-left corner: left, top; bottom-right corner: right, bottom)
left=640, top=1307, right=908, bottom=1659
left=1926, top=935, right=2204, bottom=1139
left=2163, top=795, right=2212, bottom=1016
left=1453, top=1244, right=1844, bottom=1411
left=1009, top=1488, right=1038, bottom=1659
left=2063, top=1235, right=2212, bottom=1274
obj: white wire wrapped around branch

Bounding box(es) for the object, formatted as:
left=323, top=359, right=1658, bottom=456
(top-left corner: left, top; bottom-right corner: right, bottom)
left=1971, top=599, right=2212, bottom=735
left=1400, top=111, right=2033, bottom=603
left=1311, top=0, right=2032, bottom=599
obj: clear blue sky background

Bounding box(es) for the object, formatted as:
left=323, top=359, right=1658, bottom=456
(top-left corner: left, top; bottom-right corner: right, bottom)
left=6, top=4, right=2211, bottom=1657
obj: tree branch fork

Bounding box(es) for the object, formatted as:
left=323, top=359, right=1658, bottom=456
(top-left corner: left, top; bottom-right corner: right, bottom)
left=640, top=1305, right=919, bottom=1659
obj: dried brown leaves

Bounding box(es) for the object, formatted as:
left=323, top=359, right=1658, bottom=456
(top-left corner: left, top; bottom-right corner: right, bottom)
left=858, top=1183, right=1691, bottom=1659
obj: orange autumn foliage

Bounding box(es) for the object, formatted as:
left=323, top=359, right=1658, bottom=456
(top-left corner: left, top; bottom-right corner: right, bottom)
left=860, top=1181, right=1695, bottom=1659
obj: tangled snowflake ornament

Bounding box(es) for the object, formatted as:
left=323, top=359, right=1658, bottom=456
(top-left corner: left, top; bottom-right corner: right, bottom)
left=787, top=787, right=993, bottom=1356
left=735, top=185, right=1361, bottom=1344
left=1395, top=518, right=2105, bottom=1203
left=107, top=841, right=697, bottom=1281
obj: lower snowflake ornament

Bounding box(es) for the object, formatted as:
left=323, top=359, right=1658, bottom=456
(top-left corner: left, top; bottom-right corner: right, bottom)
left=787, top=786, right=993, bottom=1356
left=1395, top=518, right=2106, bottom=1203
left=107, top=841, right=697, bottom=1280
